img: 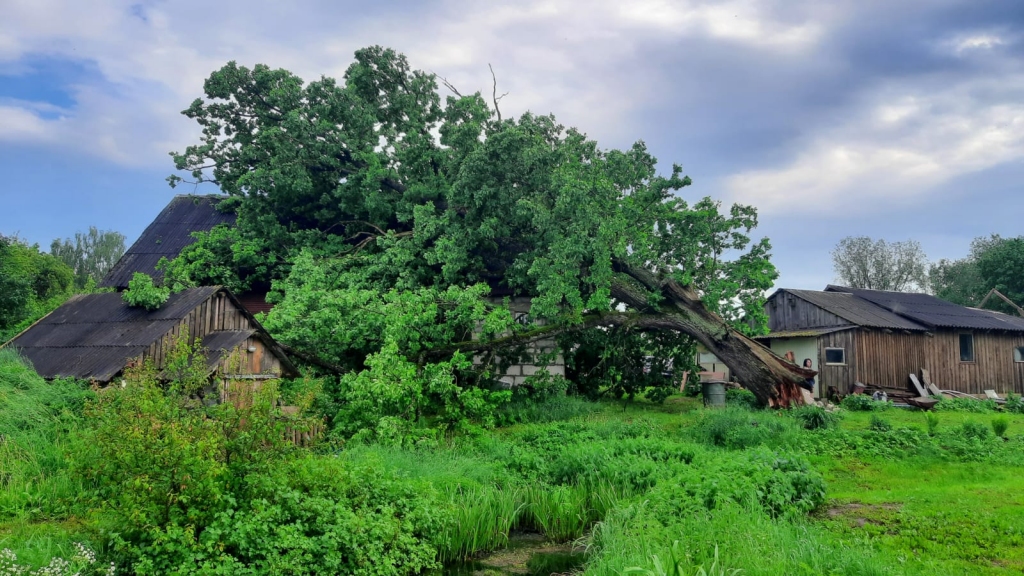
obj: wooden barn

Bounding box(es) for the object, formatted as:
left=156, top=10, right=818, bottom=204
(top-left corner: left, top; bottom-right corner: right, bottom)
left=759, top=285, right=1024, bottom=397
left=1, top=286, right=296, bottom=389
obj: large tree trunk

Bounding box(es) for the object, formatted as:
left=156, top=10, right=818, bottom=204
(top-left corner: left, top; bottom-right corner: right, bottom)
left=435, top=265, right=815, bottom=407
left=608, top=261, right=814, bottom=407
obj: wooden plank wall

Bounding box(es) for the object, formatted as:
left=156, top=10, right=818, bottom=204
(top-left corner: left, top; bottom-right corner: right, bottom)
left=141, top=292, right=275, bottom=376
left=855, top=330, right=1024, bottom=395
left=216, top=338, right=282, bottom=376
left=767, top=293, right=853, bottom=332
left=816, top=330, right=857, bottom=393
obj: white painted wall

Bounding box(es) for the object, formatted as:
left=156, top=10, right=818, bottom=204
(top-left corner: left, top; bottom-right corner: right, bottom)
left=768, top=337, right=820, bottom=397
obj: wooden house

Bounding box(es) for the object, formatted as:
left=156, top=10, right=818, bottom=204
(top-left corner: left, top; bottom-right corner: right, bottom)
left=1, top=286, right=296, bottom=389
left=758, top=285, right=1024, bottom=397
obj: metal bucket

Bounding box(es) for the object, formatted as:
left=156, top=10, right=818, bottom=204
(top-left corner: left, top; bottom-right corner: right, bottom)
left=701, top=381, right=727, bottom=408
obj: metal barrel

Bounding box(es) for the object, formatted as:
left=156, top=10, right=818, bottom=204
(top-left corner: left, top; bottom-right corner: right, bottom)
left=701, top=381, right=727, bottom=407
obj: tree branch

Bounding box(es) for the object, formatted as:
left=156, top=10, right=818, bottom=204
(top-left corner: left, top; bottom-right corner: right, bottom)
left=488, top=63, right=508, bottom=123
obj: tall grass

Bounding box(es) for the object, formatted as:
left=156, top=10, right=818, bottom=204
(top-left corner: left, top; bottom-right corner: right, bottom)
left=0, top=349, right=92, bottom=520
left=434, top=485, right=523, bottom=563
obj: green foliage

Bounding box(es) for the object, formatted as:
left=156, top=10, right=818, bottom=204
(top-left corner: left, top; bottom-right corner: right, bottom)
left=691, top=407, right=800, bottom=449
left=790, top=405, right=841, bottom=430
left=0, top=545, right=114, bottom=576
left=930, top=234, right=1024, bottom=311
left=840, top=394, right=892, bottom=412
left=0, top=350, right=92, bottom=520
left=868, top=414, right=892, bottom=432
left=120, top=272, right=169, bottom=311
left=0, top=235, right=74, bottom=341
left=925, top=412, right=940, bottom=436
left=164, top=47, right=779, bottom=433
left=49, top=227, right=125, bottom=290
left=933, top=396, right=997, bottom=413
left=831, top=236, right=928, bottom=292
left=1005, top=393, right=1024, bottom=414
left=991, top=416, right=1009, bottom=438
left=725, top=387, right=759, bottom=410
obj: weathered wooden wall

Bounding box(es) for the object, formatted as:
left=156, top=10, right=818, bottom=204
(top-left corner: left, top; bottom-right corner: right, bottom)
left=767, top=293, right=852, bottom=332
left=843, top=330, right=1024, bottom=395
left=816, top=330, right=857, bottom=394
left=216, top=337, right=283, bottom=377
left=142, top=291, right=280, bottom=377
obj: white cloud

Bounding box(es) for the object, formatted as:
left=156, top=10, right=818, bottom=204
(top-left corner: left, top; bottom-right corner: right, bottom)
left=0, top=104, right=56, bottom=141
left=725, top=79, right=1024, bottom=215
left=0, top=0, right=825, bottom=167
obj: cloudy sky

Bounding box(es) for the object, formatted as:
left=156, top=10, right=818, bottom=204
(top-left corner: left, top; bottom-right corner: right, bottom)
left=2, top=0, right=1022, bottom=290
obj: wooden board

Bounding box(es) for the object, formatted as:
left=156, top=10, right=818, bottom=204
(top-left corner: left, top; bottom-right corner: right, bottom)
left=928, top=384, right=943, bottom=397
left=909, top=374, right=928, bottom=397
left=985, top=389, right=1000, bottom=400
left=921, top=368, right=932, bottom=387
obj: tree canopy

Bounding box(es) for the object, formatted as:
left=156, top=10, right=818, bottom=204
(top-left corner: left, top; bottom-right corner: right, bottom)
left=165, top=46, right=807, bottom=425
left=0, top=235, right=74, bottom=341
left=931, top=235, right=1024, bottom=314
left=50, top=227, right=126, bottom=290
left=830, top=236, right=928, bottom=292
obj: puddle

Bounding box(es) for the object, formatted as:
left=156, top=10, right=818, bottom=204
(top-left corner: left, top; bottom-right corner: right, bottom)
left=437, top=532, right=587, bottom=576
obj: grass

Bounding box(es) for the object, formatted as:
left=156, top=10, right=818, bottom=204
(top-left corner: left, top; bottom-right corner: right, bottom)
left=4, top=363, right=1024, bottom=575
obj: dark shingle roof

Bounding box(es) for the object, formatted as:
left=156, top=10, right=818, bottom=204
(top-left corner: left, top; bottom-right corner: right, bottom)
left=100, top=195, right=235, bottom=289
left=758, top=327, right=856, bottom=339
left=826, top=285, right=1024, bottom=331
left=6, top=287, right=221, bottom=381
left=780, top=289, right=929, bottom=331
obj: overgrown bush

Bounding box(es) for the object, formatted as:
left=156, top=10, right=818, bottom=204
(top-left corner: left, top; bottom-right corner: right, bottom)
left=1004, top=393, right=1024, bottom=414
left=649, top=448, right=826, bottom=519
left=790, top=406, right=841, bottom=430
left=121, top=272, right=169, bottom=310
left=868, top=414, right=892, bottom=432
left=840, top=394, right=892, bottom=412
left=725, top=387, right=759, bottom=410
left=991, top=416, right=1009, bottom=438
left=691, top=408, right=800, bottom=449
left=933, top=397, right=997, bottom=413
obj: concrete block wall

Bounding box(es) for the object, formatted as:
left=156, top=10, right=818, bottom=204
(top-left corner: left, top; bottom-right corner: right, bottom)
left=476, top=296, right=566, bottom=387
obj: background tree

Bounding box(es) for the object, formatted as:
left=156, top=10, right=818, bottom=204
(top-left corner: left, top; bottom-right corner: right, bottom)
left=50, top=227, right=126, bottom=289
left=0, top=234, right=74, bottom=341
left=166, top=47, right=810, bottom=418
left=830, top=236, right=928, bottom=292
left=931, top=235, right=1024, bottom=313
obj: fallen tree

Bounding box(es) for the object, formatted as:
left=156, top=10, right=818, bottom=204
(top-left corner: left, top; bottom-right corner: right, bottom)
left=164, top=46, right=811, bottom=422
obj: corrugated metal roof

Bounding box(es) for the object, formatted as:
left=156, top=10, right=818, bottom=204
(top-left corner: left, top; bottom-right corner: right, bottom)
left=826, top=285, right=1024, bottom=332
left=3, top=287, right=277, bottom=382
left=100, top=195, right=235, bottom=289
left=778, top=289, right=929, bottom=331
left=757, top=327, right=856, bottom=339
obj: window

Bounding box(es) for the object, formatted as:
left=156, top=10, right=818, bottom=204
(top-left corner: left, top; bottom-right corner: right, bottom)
left=1014, top=346, right=1024, bottom=363
left=959, top=333, right=975, bottom=362
left=698, top=352, right=719, bottom=364
left=824, top=348, right=845, bottom=365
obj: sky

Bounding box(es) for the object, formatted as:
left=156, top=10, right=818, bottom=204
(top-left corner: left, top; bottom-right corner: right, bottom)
left=1, top=0, right=1022, bottom=290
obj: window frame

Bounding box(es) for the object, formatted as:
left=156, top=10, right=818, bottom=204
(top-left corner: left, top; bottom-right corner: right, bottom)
left=823, top=347, right=846, bottom=366
left=958, top=333, right=975, bottom=363
left=1014, top=346, right=1024, bottom=363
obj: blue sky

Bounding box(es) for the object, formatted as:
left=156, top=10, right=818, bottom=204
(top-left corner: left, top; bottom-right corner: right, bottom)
left=1, top=0, right=1022, bottom=290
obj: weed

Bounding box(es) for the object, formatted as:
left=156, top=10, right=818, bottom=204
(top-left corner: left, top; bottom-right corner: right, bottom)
left=924, top=413, right=940, bottom=436
left=991, top=416, right=1009, bottom=438
left=841, top=395, right=892, bottom=412
left=791, top=406, right=841, bottom=430
left=868, top=415, right=892, bottom=432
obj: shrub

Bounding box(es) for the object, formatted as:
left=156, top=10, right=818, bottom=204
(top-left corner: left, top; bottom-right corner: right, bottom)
left=1005, top=394, right=1024, bottom=414
left=691, top=408, right=800, bottom=449
left=840, top=394, right=891, bottom=412
left=649, top=448, right=826, bottom=519
left=121, top=272, right=170, bottom=310
left=868, top=414, right=892, bottom=432
left=933, top=397, right=997, bottom=413
left=925, top=412, right=940, bottom=436
left=791, top=406, right=841, bottom=430
left=958, top=421, right=991, bottom=441
left=991, top=416, right=1009, bottom=438
left=725, top=387, right=760, bottom=410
